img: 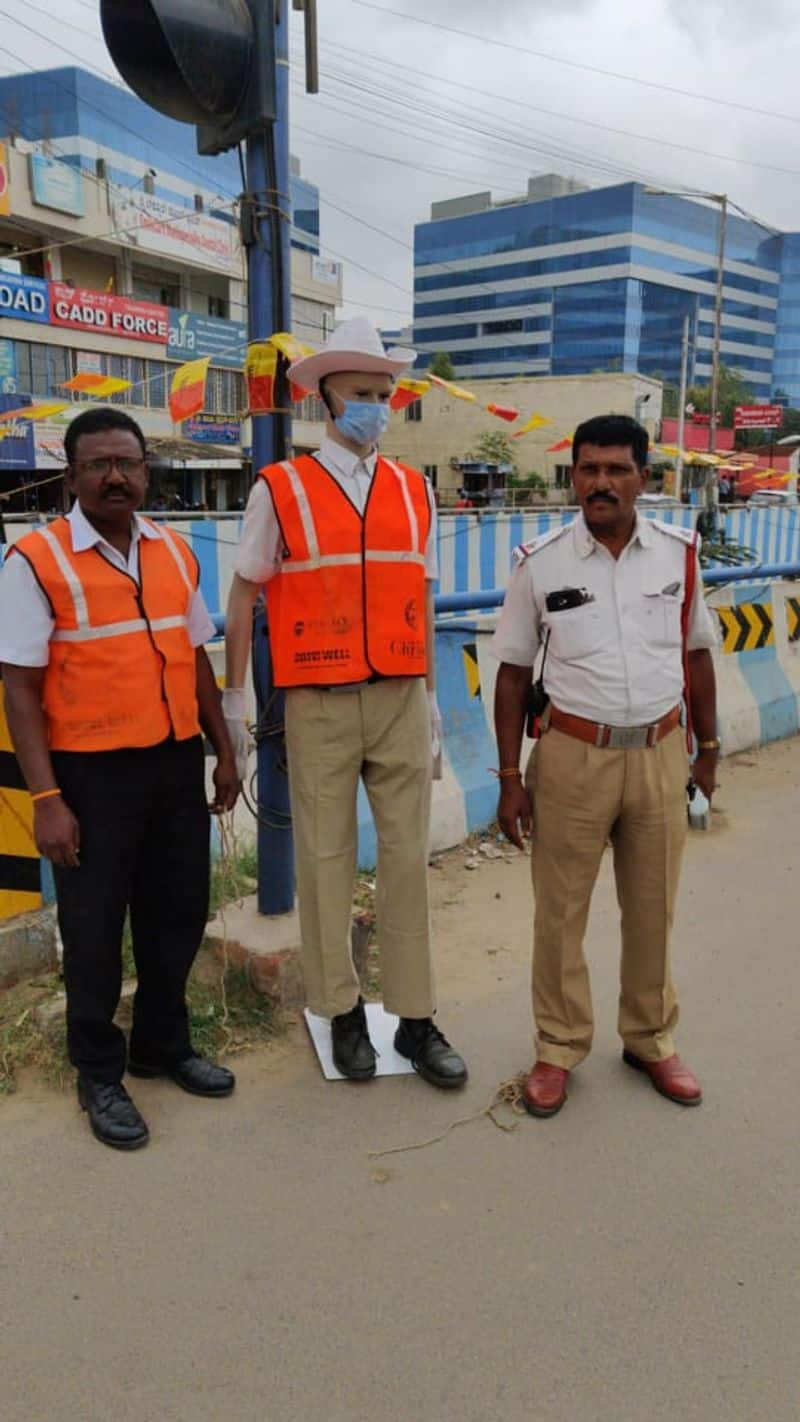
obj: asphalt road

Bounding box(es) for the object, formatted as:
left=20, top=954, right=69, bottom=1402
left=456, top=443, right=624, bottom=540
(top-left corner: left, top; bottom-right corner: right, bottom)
left=2, top=739, right=799, bottom=1422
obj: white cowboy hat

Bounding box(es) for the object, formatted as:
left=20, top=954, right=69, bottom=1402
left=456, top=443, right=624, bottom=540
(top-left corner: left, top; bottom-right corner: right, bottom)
left=287, top=315, right=416, bottom=394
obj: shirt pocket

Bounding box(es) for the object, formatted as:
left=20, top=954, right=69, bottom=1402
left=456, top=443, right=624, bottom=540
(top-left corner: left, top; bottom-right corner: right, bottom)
left=545, top=604, right=604, bottom=662
left=641, top=582, right=683, bottom=647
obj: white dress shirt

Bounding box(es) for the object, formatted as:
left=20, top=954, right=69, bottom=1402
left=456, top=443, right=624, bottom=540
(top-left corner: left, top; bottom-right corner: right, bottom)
left=0, top=504, right=215, bottom=668
left=490, top=513, right=718, bottom=727
left=234, top=436, right=439, bottom=584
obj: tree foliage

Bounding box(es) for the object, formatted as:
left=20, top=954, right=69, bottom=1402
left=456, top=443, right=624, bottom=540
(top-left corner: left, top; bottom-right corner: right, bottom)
left=685, top=363, right=755, bottom=428
left=471, top=429, right=518, bottom=472
left=428, top=350, right=455, bottom=379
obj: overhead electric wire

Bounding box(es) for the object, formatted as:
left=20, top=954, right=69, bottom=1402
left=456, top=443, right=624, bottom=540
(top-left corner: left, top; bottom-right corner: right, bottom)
left=352, top=1, right=800, bottom=129
left=291, top=75, right=668, bottom=193
left=309, top=35, right=800, bottom=185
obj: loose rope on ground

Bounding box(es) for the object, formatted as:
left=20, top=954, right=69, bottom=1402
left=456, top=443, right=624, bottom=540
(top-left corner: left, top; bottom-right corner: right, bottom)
left=367, top=1072, right=529, bottom=1160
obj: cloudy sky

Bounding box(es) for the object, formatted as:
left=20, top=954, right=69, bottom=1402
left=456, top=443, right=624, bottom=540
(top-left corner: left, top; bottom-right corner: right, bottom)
left=5, top=0, right=800, bottom=326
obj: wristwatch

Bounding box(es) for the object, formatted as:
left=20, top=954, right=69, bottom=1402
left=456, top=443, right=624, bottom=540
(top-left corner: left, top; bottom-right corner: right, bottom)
left=696, top=738, right=720, bottom=752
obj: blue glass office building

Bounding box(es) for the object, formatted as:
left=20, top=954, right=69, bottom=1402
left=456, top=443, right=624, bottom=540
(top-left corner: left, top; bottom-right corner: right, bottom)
left=0, top=68, right=320, bottom=253
left=414, top=178, right=800, bottom=401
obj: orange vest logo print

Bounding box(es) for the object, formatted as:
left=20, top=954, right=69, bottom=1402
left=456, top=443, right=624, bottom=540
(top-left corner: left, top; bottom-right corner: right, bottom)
left=11, top=518, right=201, bottom=751
left=260, top=455, right=431, bottom=687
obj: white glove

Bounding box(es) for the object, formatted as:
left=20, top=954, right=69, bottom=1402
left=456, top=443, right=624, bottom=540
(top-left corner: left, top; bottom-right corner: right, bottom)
left=428, top=689, right=443, bottom=781
left=222, top=687, right=251, bottom=783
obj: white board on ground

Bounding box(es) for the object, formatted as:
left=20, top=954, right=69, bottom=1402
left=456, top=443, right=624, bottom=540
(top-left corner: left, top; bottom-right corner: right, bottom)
left=304, top=1004, right=416, bottom=1080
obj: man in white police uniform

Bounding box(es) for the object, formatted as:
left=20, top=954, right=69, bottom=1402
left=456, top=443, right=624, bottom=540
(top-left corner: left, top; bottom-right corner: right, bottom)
left=492, top=414, right=718, bottom=1118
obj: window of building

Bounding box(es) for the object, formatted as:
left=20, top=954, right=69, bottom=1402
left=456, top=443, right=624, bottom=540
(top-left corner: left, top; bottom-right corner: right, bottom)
left=208, top=294, right=227, bottom=318
left=423, top=464, right=438, bottom=486
left=405, top=401, right=422, bottom=423
left=321, top=310, right=334, bottom=339
left=296, top=393, right=325, bottom=423
left=132, top=266, right=181, bottom=308
left=14, top=341, right=70, bottom=398
left=483, top=318, right=524, bottom=335
left=554, top=465, right=572, bottom=490
left=147, top=361, right=169, bottom=409
left=207, top=368, right=244, bottom=415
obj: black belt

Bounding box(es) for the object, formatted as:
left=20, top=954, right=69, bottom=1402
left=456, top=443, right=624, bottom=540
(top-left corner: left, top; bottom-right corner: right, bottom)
left=318, top=673, right=386, bottom=693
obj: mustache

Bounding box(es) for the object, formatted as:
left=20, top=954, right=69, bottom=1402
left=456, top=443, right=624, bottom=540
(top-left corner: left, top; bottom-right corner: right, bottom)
left=587, top=492, right=618, bottom=504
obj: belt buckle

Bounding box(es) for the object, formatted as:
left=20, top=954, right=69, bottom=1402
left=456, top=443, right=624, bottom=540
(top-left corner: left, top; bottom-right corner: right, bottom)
left=606, top=725, right=648, bottom=750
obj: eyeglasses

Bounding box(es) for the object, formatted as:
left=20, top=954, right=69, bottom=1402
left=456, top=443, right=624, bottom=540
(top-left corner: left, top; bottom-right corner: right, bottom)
left=75, top=456, right=146, bottom=477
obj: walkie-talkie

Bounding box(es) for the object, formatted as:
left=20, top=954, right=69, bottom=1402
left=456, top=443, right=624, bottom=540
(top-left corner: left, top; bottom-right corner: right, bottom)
left=526, top=630, right=551, bottom=740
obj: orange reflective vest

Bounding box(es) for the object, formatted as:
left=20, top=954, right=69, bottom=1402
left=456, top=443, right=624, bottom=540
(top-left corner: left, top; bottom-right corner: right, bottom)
left=260, top=454, right=431, bottom=687
left=11, top=516, right=201, bottom=751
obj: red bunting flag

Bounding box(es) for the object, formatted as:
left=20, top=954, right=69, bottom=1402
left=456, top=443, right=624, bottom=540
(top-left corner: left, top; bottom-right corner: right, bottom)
left=546, top=436, right=573, bottom=453
left=390, top=378, right=430, bottom=412
left=270, top=332, right=316, bottom=400
left=245, top=343, right=279, bottom=414
left=168, top=358, right=210, bottom=424
left=61, top=373, right=132, bottom=397
left=485, top=403, right=519, bottom=423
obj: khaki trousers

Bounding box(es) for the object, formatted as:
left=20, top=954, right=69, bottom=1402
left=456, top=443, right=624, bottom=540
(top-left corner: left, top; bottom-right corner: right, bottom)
left=284, top=677, right=435, bottom=1020
left=526, top=724, right=690, bottom=1070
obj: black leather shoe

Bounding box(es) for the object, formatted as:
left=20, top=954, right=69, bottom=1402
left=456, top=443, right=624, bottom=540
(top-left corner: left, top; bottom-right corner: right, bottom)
left=128, top=1054, right=235, bottom=1098
left=394, top=1018, right=468, bottom=1089
left=78, top=1078, right=149, bottom=1150
left=331, top=997, right=377, bottom=1080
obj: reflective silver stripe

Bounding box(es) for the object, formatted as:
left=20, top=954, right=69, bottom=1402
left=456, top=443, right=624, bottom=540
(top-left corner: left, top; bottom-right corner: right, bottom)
left=40, top=526, right=89, bottom=631
left=281, top=460, right=320, bottom=562
left=155, top=523, right=194, bottom=595
left=365, top=550, right=426, bottom=566
left=383, top=460, right=419, bottom=553
left=284, top=552, right=363, bottom=573
left=51, top=615, right=189, bottom=643
left=283, top=550, right=426, bottom=574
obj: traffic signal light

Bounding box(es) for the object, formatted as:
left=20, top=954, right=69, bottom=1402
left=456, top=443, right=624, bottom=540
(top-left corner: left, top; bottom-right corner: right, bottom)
left=100, top=0, right=277, bottom=156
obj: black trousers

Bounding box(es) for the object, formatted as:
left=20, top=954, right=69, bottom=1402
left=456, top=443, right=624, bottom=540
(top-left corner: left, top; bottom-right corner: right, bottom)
left=52, top=736, right=210, bottom=1084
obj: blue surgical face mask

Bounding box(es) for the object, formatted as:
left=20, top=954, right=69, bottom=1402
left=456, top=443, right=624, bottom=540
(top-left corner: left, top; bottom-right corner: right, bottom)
left=334, top=399, right=391, bottom=446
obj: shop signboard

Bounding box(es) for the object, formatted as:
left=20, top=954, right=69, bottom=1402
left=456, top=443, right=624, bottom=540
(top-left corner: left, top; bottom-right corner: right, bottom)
left=0, top=142, right=10, bottom=217
left=30, top=154, right=85, bottom=218
left=733, top=404, right=784, bottom=430
left=109, top=186, right=240, bottom=275
left=167, top=310, right=246, bottom=369
left=184, top=414, right=240, bottom=445
left=33, top=422, right=67, bottom=471
left=0, top=271, right=49, bottom=325
left=0, top=339, right=17, bottom=394
left=0, top=393, right=34, bottom=470
left=50, top=283, right=169, bottom=345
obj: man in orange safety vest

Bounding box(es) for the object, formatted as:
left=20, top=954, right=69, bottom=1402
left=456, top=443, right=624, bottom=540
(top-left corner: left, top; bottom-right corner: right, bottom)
left=0, top=407, right=239, bottom=1150
left=225, top=318, right=467, bottom=1089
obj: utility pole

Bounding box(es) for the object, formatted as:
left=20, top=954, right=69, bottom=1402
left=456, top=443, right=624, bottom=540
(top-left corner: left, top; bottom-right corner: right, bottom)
left=674, top=313, right=690, bottom=503
left=101, top=0, right=320, bottom=917
left=707, top=194, right=728, bottom=524
left=247, top=1, right=295, bottom=915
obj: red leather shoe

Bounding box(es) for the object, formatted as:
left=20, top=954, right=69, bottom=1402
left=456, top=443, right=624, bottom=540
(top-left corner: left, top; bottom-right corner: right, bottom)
left=522, top=1062, right=569, bottom=1117
left=623, top=1050, right=702, bottom=1106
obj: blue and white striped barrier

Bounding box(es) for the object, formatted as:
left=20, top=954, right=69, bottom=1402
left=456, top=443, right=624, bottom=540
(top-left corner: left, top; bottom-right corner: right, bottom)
left=6, top=504, right=800, bottom=614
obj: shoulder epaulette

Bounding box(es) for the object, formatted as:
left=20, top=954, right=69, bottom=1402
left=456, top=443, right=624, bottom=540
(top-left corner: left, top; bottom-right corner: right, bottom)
left=651, top=519, right=698, bottom=547
left=512, top=522, right=572, bottom=566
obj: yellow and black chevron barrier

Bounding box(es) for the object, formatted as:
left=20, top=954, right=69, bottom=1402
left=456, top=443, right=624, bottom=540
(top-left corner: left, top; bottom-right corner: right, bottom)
left=462, top=642, right=481, bottom=699
left=786, top=596, right=800, bottom=644
left=716, top=602, right=774, bottom=654
left=0, top=684, right=42, bottom=919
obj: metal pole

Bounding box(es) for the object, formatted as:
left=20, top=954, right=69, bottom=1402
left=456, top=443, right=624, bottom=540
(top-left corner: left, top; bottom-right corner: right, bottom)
left=707, top=194, right=728, bottom=521
left=674, top=313, right=690, bottom=502
left=247, top=0, right=295, bottom=916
